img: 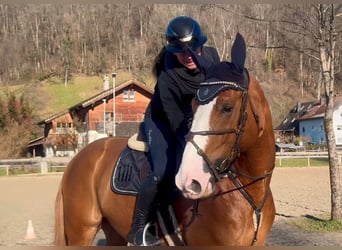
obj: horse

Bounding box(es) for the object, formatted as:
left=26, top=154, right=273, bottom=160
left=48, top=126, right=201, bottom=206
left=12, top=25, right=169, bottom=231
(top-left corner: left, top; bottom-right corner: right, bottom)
left=54, top=33, right=276, bottom=246
left=54, top=71, right=275, bottom=246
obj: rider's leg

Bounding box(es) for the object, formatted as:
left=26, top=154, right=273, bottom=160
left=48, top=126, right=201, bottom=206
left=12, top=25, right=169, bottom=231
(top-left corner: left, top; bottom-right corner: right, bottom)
left=128, top=117, right=172, bottom=246
left=128, top=173, right=161, bottom=246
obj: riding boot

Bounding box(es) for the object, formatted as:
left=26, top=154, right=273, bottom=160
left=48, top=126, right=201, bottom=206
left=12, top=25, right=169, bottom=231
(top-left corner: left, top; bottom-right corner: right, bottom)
left=128, top=173, right=161, bottom=246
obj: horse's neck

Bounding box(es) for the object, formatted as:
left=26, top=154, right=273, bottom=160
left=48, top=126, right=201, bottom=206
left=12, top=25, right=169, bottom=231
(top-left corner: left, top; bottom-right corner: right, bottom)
left=238, top=129, right=275, bottom=178
left=233, top=140, right=274, bottom=207
left=251, top=134, right=274, bottom=168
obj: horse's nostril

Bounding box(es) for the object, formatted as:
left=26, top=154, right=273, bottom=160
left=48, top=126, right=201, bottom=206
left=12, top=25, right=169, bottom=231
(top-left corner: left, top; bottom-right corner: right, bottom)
left=189, top=179, right=202, bottom=194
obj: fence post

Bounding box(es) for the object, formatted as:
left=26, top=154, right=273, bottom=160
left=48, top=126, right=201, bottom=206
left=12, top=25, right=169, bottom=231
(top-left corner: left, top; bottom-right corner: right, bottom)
left=40, top=159, right=48, bottom=174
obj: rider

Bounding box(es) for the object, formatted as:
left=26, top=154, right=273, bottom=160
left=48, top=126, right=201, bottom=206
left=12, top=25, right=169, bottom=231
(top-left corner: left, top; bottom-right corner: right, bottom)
left=127, top=16, right=220, bottom=246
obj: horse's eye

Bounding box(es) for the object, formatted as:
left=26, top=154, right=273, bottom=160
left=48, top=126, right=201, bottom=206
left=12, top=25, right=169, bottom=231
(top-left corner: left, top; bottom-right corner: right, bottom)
left=220, top=104, right=233, bottom=114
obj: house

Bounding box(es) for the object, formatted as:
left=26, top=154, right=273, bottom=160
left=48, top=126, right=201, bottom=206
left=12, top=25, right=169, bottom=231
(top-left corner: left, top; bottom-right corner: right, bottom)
left=275, top=96, right=342, bottom=147
left=274, top=101, right=317, bottom=144
left=298, top=97, right=342, bottom=146
left=28, top=78, right=153, bottom=157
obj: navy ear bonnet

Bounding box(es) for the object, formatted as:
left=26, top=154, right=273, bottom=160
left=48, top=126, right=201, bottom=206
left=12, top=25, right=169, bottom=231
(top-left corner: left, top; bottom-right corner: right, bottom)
left=196, top=62, right=249, bottom=104
left=195, top=32, right=250, bottom=104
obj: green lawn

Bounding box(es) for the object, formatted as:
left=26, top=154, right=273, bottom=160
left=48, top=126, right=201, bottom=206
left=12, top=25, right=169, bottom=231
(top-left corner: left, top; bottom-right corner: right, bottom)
left=275, top=157, right=329, bottom=167
left=42, top=76, right=103, bottom=114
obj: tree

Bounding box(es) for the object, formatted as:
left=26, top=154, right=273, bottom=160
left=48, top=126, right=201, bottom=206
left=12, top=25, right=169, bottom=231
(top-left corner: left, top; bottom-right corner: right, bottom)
left=316, top=4, right=342, bottom=220
left=61, top=30, right=73, bottom=87
left=285, top=3, right=342, bottom=221
left=269, top=4, right=342, bottom=221
left=0, top=92, right=33, bottom=159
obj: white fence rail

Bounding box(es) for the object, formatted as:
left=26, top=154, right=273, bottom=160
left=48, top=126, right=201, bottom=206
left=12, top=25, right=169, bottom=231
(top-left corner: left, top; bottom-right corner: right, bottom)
left=1, top=152, right=342, bottom=176
left=0, top=157, right=70, bottom=176
left=276, top=151, right=342, bottom=167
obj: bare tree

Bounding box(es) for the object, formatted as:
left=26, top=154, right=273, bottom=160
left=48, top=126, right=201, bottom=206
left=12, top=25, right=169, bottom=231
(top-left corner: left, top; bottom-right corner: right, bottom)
left=316, top=4, right=342, bottom=220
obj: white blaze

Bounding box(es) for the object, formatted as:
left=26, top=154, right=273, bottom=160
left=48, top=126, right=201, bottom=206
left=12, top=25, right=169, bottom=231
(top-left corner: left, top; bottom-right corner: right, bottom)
left=176, top=97, right=217, bottom=194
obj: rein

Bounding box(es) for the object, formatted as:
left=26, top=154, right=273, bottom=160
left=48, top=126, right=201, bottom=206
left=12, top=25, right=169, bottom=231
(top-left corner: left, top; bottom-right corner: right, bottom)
left=186, top=83, right=274, bottom=245
left=226, top=164, right=274, bottom=245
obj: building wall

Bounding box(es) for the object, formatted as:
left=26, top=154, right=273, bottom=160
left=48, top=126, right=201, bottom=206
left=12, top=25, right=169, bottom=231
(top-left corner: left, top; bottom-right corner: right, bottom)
left=87, top=86, right=150, bottom=134
left=299, top=118, right=325, bottom=145
left=333, top=106, right=342, bottom=145
left=45, top=113, right=77, bottom=157
left=299, top=105, right=342, bottom=146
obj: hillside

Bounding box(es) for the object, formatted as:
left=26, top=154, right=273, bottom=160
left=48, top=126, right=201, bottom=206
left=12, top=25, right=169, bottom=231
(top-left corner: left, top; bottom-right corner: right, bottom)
left=1, top=70, right=336, bottom=133
left=0, top=5, right=340, bottom=132
left=2, top=70, right=154, bottom=123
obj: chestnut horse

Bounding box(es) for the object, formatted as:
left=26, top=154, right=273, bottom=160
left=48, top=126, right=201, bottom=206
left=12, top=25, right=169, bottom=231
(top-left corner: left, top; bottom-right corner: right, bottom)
left=54, top=69, right=275, bottom=246
left=55, top=32, right=274, bottom=246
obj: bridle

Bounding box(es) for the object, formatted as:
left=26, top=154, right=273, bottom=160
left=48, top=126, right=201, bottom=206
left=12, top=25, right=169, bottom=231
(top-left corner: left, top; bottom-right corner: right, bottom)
left=186, top=83, right=249, bottom=182
left=186, top=81, right=274, bottom=245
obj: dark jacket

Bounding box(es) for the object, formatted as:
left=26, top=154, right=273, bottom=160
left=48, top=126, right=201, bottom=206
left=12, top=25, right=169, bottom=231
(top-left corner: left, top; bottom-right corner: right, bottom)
left=146, top=46, right=220, bottom=141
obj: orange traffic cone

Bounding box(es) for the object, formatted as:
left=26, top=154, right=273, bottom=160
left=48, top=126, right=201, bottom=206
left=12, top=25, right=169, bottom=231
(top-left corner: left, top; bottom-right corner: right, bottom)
left=25, top=219, right=36, bottom=240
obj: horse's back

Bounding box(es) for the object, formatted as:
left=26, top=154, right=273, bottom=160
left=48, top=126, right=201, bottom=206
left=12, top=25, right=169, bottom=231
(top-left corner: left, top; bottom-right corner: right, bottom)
left=62, top=137, right=128, bottom=193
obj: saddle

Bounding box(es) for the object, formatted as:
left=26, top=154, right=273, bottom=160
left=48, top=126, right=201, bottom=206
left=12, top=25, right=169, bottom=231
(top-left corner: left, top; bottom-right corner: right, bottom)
left=110, top=135, right=150, bottom=195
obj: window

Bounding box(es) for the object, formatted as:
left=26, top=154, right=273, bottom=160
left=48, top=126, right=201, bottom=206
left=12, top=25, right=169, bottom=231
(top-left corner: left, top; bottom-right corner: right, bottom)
left=57, top=122, right=72, bottom=129
left=56, top=122, right=73, bottom=134
left=123, top=90, right=129, bottom=101
left=129, top=89, right=135, bottom=101
left=123, top=89, right=135, bottom=102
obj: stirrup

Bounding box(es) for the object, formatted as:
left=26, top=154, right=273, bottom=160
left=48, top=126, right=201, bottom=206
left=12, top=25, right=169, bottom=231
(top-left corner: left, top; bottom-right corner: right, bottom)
left=127, top=222, right=160, bottom=246
left=142, top=222, right=160, bottom=246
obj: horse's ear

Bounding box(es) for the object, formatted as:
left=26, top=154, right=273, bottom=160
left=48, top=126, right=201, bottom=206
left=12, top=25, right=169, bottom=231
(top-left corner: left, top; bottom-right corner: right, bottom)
left=231, top=32, right=246, bottom=72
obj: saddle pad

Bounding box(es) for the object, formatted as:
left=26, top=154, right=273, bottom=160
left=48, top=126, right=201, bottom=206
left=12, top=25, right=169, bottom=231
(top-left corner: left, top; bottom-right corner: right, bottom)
left=111, top=146, right=151, bottom=195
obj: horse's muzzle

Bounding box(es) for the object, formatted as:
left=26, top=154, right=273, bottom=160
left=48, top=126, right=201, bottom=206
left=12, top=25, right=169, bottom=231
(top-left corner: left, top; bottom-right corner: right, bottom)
left=175, top=175, right=214, bottom=200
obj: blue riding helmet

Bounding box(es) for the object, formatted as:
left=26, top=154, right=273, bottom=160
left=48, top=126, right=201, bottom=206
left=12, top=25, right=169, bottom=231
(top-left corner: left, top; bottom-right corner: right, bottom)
left=165, top=16, right=207, bottom=53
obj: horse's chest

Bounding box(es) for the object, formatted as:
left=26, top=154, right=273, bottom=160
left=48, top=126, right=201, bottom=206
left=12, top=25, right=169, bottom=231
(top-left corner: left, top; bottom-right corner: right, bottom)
left=181, top=194, right=254, bottom=244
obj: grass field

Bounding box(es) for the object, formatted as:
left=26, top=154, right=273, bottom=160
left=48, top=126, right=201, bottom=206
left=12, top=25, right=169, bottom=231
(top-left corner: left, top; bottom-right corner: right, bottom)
left=275, top=157, right=329, bottom=167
